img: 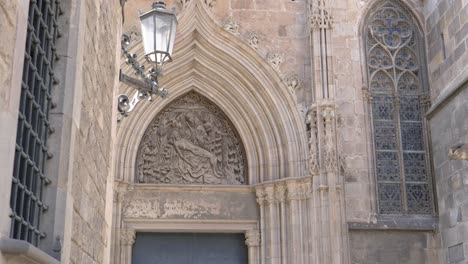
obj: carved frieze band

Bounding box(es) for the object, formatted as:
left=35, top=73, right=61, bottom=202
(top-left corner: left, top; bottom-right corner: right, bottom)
left=255, top=178, right=312, bottom=204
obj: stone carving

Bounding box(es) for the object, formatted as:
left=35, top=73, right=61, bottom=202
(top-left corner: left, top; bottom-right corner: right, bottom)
left=204, top=0, right=216, bottom=8
left=449, top=144, right=468, bottom=161
left=256, top=188, right=266, bottom=206
left=177, top=0, right=191, bottom=10
left=283, top=73, right=303, bottom=94
left=223, top=18, right=240, bottom=36
left=245, top=230, right=261, bottom=247
left=321, top=106, right=337, bottom=172
left=123, top=199, right=160, bottom=218
left=307, top=110, right=320, bottom=175
left=245, top=32, right=260, bottom=49
left=120, top=229, right=136, bottom=245
left=137, top=92, right=246, bottom=184
left=266, top=52, right=282, bottom=69
left=310, top=0, right=333, bottom=29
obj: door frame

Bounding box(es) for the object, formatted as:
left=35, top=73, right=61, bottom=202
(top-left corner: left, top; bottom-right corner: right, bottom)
left=118, top=219, right=260, bottom=264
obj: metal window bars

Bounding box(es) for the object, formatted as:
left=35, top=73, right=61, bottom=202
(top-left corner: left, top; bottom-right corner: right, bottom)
left=10, top=0, right=61, bottom=246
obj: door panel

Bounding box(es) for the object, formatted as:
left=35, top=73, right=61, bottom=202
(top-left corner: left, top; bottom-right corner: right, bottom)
left=131, top=233, right=248, bottom=264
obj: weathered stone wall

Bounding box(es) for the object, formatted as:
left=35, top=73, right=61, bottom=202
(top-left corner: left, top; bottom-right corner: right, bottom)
left=429, top=84, right=468, bottom=263
left=424, top=0, right=468, bottom=99
left=349, top=230, right=440, bottom=264
left=0, top=0, right=29, bottom=263
left=68, top=0, right=121, bottom=263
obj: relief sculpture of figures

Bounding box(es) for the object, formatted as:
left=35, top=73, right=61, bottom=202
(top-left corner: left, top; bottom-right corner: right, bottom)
left=137, top=92, right=246, bottom=184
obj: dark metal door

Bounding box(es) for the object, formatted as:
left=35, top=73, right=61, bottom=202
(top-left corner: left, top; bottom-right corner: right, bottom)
left=131, top=233, right=248, bottom=264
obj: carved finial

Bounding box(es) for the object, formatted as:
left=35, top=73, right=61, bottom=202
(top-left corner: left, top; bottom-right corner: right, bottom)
left=266, top=52, right=282, bottom=70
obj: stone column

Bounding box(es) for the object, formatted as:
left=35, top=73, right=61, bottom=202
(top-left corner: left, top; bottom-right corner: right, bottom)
left=120, top=229, right=135, bottom=264
left=245, top=230, right=261, bottom=264
left=275, top=183, right=287, bottom=264
left=287, top=181, right=303, bottom=264
left=265, top=185, right=280, bottom=264
left=255, top=187, right=266, bottom=264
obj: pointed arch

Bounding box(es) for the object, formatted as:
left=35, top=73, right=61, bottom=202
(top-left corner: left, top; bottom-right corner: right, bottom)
left=362, top=0, right=434, bottom=215
left=115, top=0, right=308, bottom=185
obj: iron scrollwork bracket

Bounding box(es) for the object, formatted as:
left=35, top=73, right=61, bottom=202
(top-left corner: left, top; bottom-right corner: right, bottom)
left=118, top=33, right=168, bottom=122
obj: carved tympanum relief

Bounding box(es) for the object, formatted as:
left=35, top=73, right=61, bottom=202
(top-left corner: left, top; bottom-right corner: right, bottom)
left=137, top=92, right=246, bottom=185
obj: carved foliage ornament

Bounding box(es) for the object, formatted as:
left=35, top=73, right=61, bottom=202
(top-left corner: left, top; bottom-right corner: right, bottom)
left=137, top=92, right=247, bottom=185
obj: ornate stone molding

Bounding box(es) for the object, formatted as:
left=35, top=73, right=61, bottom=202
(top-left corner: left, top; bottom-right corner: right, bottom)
left=245, top=230, right=261, bottom=247
left=120, top=229, right=136, bottom=246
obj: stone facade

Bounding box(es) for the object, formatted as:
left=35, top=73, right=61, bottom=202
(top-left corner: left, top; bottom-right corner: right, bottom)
left=0, top=0, right=467, bottom=264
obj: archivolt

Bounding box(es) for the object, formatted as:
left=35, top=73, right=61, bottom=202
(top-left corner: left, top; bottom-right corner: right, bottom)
left=115, top=0, right=308, bottom=184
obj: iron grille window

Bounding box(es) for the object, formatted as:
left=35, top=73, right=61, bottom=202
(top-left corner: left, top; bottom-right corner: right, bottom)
left=10, top=0, right=61, bottom=246
left=364, top=1, right=434, bottom=215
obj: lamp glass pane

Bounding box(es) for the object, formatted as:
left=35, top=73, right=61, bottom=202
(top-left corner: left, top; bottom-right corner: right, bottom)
left=140, top=14, right=155, bottom=58
left=168, top=18, right=177, bottom=56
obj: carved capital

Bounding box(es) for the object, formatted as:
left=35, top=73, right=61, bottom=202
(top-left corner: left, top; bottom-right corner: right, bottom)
left=245, top=230, right=261, bottom=247
left=264, top=185, right=276, bottom=204
left=300, top=179, right=312, bottom=199
left=256, top=188, right=266, bottom=206
left=286, top=181, right=301, bottom=201
left=275, top=184, right=286, bottom=203
left=120, top=229, right=136, bottom=246
left=245, top=32, right=260, bottom=49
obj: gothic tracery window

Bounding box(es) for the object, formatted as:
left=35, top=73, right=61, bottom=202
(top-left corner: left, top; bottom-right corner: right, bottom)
left=365, top=1, right=434, bottom=215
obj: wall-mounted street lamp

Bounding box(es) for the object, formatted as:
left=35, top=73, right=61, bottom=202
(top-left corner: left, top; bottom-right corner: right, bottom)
left=118, top=1, right=177, bottom=121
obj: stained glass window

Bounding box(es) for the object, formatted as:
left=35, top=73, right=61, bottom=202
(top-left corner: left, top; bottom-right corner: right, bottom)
left=365, top=1, right=433, bottom=215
